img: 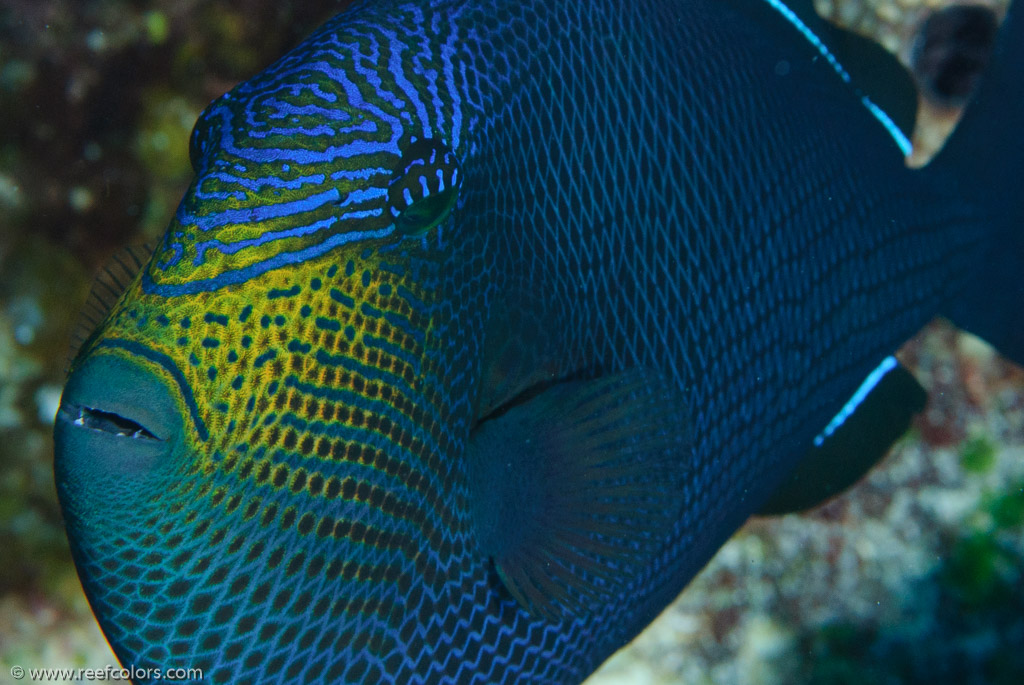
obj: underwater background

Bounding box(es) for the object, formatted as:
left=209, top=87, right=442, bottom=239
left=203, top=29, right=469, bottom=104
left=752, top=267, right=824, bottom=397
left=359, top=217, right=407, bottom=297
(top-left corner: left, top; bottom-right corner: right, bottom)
left=0, top=0, right=1020, bottom=682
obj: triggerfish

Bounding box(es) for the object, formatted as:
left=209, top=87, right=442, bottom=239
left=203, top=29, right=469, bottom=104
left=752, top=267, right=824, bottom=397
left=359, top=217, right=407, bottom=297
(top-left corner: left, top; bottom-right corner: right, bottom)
left=54, top=0, right=1024, bottom=682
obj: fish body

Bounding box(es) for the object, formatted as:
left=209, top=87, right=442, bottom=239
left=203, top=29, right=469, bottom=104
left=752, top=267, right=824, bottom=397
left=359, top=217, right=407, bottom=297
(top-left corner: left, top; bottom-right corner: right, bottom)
left=54, top=0, right=1024, bottom=683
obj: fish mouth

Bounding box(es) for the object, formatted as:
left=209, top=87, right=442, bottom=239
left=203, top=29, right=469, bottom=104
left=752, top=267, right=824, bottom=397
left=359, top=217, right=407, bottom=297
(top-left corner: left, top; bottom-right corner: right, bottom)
left=59, top=403, right=161, bottom=441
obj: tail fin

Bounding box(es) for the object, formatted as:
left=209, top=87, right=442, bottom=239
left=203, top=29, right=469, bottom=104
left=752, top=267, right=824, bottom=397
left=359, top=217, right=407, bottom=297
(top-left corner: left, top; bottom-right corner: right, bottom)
left=929, top=1, right=1024, bottom=366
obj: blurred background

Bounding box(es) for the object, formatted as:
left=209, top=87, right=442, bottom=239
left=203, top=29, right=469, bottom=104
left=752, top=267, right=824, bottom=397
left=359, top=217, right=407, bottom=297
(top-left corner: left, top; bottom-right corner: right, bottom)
left=0, top=0, right=1021, bottom=682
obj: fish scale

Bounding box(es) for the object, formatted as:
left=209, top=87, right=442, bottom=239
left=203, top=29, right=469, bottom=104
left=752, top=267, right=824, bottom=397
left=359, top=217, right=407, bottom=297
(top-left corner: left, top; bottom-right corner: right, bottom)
left=53, top=0, right=1024, bottom=682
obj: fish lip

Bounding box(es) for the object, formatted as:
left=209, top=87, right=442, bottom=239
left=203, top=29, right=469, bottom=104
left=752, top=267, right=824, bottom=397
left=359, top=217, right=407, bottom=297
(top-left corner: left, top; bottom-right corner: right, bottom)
left=57, top=402, right=165, bottom=442
left=57, top=351, right=186, bottom=445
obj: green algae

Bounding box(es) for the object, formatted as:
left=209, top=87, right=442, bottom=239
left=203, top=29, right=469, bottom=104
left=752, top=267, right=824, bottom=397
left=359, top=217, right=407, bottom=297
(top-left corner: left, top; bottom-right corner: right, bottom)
left=942, top=471, right=1024, bottom=608
left=805, top=622, right=896, bottom=685
left=144, top=11, right=169, bottom=46
left=134, top=88, right=198, bottom=181
left=200, top=5, right=264, bottom=78
left=959, top=435, right=997, bottom=474
left=0, top=237, right=90, bottom=597
left=133, top=87, right=201, bottom=237
left=943, top=532, right=1018, bottom=608
left=987, top=482, right=1024, bottom=529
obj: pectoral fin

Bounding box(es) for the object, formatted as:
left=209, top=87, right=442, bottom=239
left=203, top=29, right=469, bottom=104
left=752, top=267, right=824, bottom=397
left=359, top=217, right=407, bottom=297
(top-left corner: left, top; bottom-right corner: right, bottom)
left=466, top=370, right=692, bottom=621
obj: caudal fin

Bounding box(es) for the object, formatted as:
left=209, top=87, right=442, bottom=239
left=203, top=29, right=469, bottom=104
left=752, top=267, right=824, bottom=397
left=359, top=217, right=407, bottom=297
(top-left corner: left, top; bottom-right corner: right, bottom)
left=929, top=0, right=1024, bottom=366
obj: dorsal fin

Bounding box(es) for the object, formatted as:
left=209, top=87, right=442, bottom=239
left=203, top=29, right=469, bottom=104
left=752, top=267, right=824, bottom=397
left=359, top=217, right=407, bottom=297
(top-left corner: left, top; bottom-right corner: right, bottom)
left=818, top=15, right=918, bottom=145
left=741, top=0, right=918, bottom=153
left=771, top=0, right=821, bottom=27
left=67, top=243, right=155, bottom=369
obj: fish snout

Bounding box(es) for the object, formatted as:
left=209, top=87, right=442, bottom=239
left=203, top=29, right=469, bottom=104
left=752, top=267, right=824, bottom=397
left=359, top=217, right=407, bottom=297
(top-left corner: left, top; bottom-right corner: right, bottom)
left=54, top=352, right=183, bottom=520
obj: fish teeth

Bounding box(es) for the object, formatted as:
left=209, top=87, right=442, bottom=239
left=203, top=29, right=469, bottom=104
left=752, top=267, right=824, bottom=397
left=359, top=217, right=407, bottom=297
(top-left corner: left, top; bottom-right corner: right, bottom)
left=65, top=404, right=157, bottom=440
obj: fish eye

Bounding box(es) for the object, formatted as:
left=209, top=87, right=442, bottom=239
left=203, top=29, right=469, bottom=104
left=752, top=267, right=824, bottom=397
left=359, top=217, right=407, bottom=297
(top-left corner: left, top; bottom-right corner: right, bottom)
left=387, top=138, right=462, bottom=236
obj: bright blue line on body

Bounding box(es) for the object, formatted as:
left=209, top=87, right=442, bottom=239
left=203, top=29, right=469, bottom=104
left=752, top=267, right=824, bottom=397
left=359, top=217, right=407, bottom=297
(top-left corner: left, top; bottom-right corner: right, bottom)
left=760, top=0, right=912, bottom=156
left=814, top=355, right=898, bottom=447
left=332, top=167, right=391, bottom=181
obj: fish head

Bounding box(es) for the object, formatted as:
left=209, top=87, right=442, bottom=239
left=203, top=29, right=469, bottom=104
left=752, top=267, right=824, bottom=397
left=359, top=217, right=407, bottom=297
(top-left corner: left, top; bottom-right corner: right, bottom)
left=54, top=13, right=483, bottom=680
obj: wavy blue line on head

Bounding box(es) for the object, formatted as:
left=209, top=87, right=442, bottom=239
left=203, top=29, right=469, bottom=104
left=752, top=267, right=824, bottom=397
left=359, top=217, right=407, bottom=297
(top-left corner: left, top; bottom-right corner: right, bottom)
left=193, top=216, right=342, bottom=265
left=203, top=171, right=327, bottom=193
left=180, top=188, right=342, bottom=232
left=385, top=33, right=434, bottom=135
left=403, top=4, right=462, bottom=143
left=439, top=20, right=464, bottom=151
left=190, top=187, right=388, bottom=263
left=332, top=166, right=391, bottom=181
left=158, top=242, right=185, bottom=270
left=262, top=98, right=351, bottom=121
left=96, top=338, right=210, bottom=442
left=316, top=39, right=413, bottom=112
left=247, top=124, right=340, bottom=139
left=207, top=105, right=404, bottom=164
left=143, top=225, right=394, bottom=296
